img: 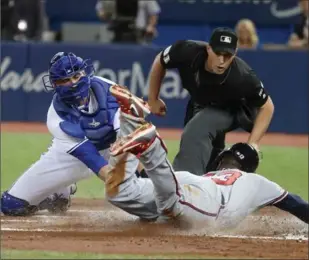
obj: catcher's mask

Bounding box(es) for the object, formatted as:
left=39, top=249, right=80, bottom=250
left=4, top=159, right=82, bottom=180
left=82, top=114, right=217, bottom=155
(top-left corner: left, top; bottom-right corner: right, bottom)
left=42, top=52, right=95, bottom=110
left=214, top=143, right=259, bottom=173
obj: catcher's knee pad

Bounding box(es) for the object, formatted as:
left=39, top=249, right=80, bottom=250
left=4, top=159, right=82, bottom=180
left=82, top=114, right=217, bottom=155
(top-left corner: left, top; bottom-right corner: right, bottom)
left=1, top=191, right=38, bottom=216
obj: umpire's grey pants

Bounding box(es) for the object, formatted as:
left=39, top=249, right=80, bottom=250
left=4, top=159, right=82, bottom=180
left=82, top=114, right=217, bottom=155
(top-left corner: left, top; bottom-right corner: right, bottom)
left=172, top=107, right=234, bottom=176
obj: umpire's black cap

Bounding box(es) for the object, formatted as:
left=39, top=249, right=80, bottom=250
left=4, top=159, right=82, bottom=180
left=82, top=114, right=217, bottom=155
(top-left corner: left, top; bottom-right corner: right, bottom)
left=209, top=27, right=238, bottom=55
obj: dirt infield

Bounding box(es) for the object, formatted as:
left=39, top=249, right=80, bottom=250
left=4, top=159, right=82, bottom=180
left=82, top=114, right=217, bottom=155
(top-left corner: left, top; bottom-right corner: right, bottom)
left=1, top=122, right=308, bottom=259
left=1, top=200, right=308, bottom=259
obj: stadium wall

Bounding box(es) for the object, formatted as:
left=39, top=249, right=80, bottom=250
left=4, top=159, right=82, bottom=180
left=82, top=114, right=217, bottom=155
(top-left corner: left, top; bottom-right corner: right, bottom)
left=1, top=42, right=308, bottom=134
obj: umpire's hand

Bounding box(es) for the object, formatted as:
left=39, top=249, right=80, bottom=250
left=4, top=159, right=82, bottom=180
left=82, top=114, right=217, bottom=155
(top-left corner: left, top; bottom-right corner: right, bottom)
left=149, top=98, right=167, bottom=116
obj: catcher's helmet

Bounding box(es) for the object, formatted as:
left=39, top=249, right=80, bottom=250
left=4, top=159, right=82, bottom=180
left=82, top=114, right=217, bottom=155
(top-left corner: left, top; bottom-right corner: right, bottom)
left=214, top=143, right=259, bottom=173
left=42, top=52, right=95, bottom=110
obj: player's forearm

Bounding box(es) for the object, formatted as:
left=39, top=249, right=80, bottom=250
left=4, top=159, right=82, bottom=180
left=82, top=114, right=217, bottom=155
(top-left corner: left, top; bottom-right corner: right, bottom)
left=248, top=97, right=274, bottom=145
left=148, top=15, right=158, bottom=27
left=274, top=193, right=309, bottom=224
left=148, top=54, right=166, bottom=101
left=68, top=139, right=108, bottom=178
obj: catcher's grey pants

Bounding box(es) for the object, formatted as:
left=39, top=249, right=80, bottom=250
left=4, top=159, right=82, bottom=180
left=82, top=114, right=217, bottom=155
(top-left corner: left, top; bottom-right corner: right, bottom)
left=173, top=107, right=234, bottom=176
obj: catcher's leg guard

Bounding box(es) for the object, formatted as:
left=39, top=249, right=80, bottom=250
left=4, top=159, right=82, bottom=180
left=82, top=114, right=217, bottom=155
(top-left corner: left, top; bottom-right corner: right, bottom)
left=1, top=191, right=38, bottom=216
left=38, top=184, right=77, bottom=214
left=38, top=195, right=71, bottom=214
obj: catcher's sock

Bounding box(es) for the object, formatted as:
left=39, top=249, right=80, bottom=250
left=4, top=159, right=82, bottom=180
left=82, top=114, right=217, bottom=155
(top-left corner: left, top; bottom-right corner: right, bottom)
left=274, top=193, right=309, bottom=224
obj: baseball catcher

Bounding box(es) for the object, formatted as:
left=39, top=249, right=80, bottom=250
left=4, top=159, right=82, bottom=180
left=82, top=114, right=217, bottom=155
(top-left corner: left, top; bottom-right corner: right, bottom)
left=1, top=52, right=156, bottom=220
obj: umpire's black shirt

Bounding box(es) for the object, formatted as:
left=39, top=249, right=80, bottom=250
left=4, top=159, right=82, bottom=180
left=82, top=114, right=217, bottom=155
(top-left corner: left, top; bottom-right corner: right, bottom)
left=160, top=40, right=269, bottom=110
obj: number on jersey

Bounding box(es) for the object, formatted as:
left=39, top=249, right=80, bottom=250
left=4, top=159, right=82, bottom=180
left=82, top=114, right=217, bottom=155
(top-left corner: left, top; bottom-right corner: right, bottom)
left=211, top=171, right=242, bottom=186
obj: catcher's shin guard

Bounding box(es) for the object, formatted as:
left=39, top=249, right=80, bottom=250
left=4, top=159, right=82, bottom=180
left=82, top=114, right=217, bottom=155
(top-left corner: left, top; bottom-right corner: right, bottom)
left=38, top=195, right=71, bottom=214
left=38, top=184, right=77, bottom=214
left=1, top=191, right=38, bottom=216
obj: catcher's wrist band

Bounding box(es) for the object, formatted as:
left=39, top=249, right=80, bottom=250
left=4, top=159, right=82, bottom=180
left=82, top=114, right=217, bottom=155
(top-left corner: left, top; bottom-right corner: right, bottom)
left=68, top=139, right=108, bottom=174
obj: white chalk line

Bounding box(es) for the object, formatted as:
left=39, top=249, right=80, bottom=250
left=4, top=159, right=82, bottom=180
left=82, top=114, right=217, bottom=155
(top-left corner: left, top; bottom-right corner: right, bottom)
left=0, top=209, right=115, bottom=217
left=2, top=226, right=307, bottom=241
left=36, top=209, right=106, bottom=214
left=2, top=210, right=307, bottom=241
left=1, top=209, right=135, bottom=222
left=0, top=208, right=293, bottom=218
left=1, top=211, right=303, bottom=224
left=1, top=219, right=38, bottom=223
left=211, top=234, right=308, bottom=241
left=0, top=209, right=120, bottom=220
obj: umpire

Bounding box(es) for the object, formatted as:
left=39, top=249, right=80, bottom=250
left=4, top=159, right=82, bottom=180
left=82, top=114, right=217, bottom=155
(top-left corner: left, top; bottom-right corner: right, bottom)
left=147, top=27, right=274, bottom=176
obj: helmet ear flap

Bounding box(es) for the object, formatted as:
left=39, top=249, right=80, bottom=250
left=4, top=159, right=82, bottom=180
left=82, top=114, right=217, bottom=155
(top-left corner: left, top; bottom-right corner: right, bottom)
left=211, top=149, right=232, bottom=171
